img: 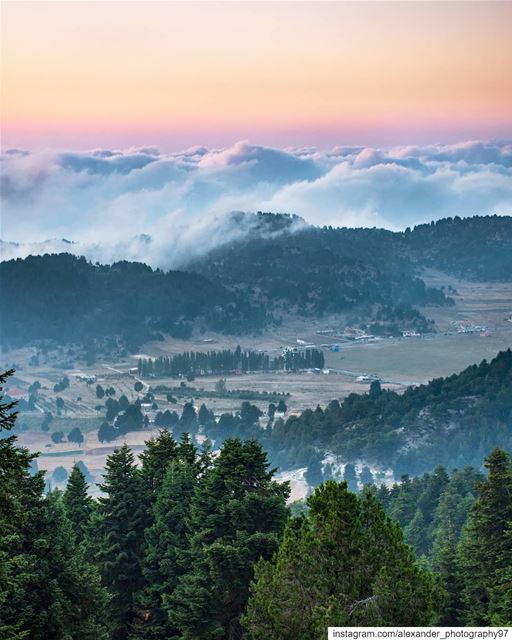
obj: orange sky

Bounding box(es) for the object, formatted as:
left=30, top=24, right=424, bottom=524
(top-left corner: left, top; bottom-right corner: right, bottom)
left=2, top=1, right=511, bottom=149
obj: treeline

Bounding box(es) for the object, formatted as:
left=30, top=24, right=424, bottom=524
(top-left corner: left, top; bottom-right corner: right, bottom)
left=0, top=254, right=266, bottom=350
left=2, top=376, right=511, bottom=637
left=259, top=349, right=512, bottom=474
left=154, top=384, right=290, bottom=402
left=138, top=346, right=325, bottom=377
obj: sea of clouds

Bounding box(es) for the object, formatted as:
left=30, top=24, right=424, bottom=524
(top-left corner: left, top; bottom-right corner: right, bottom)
left=1, top=140, right=511, bottom=268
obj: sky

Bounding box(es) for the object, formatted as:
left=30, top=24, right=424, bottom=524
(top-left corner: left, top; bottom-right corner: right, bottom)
left=2, top=1, right=512, bottom=149
left=1, top=1, right=511, bottom=261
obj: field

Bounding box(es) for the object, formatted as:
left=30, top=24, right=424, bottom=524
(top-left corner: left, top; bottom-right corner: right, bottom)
left=4, top=272, right=511, bottom=498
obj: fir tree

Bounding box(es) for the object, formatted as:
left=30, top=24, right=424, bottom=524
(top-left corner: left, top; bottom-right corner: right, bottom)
left=433, top=518, right=464, bottom=625
left=243, top=481, right=439, bottom=639
left=132, top=460, right=197, bottom=639
left=168, top=438, right=289, bottom=640
left=63, top=463, right=94, bottom=543
left=176, top=432, right=197, bottom=466
left=457, top=448, right=512, bottom=625
left=90, top=444, right=146, bottom=640
left=19, top=490, right=111, bottom=640
left=405, top=508, right=429, bottom=557
left=1, top=371, right=110, bottom=640
left=140, top=429, right=178, bottom=501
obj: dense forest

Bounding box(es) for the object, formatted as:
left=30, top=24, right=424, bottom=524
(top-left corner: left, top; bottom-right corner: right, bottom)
left=190, top=212, right=453, bottom=317
left=192, top=213, right=512, bottom=289
left=0, top=254, right=266, bottom=349
left=1, top=372, right=511, bottom=639
left=3, top=215, right=511, bottom=350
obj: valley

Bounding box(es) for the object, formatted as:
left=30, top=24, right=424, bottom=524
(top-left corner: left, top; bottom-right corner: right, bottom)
left=5, top=269, right=511, bottom=499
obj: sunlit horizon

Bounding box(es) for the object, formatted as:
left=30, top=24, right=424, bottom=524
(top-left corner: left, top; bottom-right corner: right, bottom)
left=2, top=1, right=511, bottom=150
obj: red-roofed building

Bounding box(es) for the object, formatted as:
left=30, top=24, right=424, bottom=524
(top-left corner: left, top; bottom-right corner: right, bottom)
left=6, top=387, right=28, bottom=401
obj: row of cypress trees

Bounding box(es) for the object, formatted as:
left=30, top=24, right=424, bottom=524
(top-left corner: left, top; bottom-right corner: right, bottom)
left=137, top=347, right=325, bottom=378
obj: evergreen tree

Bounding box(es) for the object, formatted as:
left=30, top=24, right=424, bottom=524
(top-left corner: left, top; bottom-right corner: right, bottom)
left=433, top=518, right=464, bottom=625
left=343, top=463, right=358, bottom=492
left=1, top=372, right=110, bottom=639
left=15, top=490, right=111, bottom=640
left=139, top=429, right=178, bottom=501
left=63, top=463, right=94, bottom=543
left=176, top=432, right=198, bottom=466
left=405, top=508, right=429, bottom=557
left=132, top=460, right=197, bottom=639
left=305, top=456, right=323, bottom=490
left=492, top=524, right=512, bottom=625
left=198, top=403, right=210, bottom=426
left=53, top=465, right=69, bottom=484
left=457, top=448, right=512, bottom=625
left=360, top=465, right=374, bottom=485
left=243, top=481, right=439, bottom=639
left=68, top=427, right=84, bottom=444
left=90, top=445, right=146, bottom=640
left=168, top=438, right=289, bottom=639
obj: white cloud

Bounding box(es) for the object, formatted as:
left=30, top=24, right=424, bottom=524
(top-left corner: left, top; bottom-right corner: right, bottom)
left=1, top=140, right=511, bottom=267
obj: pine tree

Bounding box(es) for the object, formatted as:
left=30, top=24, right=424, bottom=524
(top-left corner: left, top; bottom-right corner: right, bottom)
left=18, top=490, right=111, bottom=640
left=492, top=524, right=512, bottom=624
left=140, top=429, right=178, bottom=501
left=168, top=438, right=289, bottom=640
left=176, top=432, right=197, bottom=466
left=1, top=371, right=110, bottom=640
left=405, top=508, right=429, bottom=557
left=63, top=463, right=94, bottom=543
left=343, top=462, right=358, bottom=491
left=90, top=444, right=146, bottom=640
left=131, top=460, right=197, bottom=639
left=457, top=448, right=512, bottom=625
left=243, top=481, right=439, bottom=639
left=433, top=518, right=464, bottom=625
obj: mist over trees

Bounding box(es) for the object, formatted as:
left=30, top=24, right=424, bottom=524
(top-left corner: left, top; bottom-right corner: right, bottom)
left=2, top=216, right=510, bottom=351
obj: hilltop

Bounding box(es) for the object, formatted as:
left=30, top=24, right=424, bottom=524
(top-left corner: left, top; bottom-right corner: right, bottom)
left=1, top=214, right=511, bottom=351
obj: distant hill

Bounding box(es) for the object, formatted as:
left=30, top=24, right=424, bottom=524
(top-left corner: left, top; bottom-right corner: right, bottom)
left=259, top=349, right=512, bottom=476
left=191, top=213, right=512, bottom=303
left=190, top=212, right=452, bottom=318
left=0, top=253, right=267, bottom=349
left=1, top=215, right=510, bottom=350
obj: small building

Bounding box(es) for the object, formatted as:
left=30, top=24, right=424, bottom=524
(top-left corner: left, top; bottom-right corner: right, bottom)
left=6, top=387, right=28, bottom=401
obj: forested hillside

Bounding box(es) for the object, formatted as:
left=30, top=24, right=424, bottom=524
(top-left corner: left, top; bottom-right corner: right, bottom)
left=190, top=212, right=451, bottom=322
left=192, top=213, right=512, bottom=290
left=204, top=349, right=512, bottom=475
left=2, top=215, right=510, bottom=350
left=404, top=215, right=512, bottom=281
left=1, top=373, right=511, bottom=637
left=0, top=254, right=267, bottom=349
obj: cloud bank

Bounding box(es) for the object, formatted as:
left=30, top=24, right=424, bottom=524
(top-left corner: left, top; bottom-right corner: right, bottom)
left=1, top=140, right=511, bottom=268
